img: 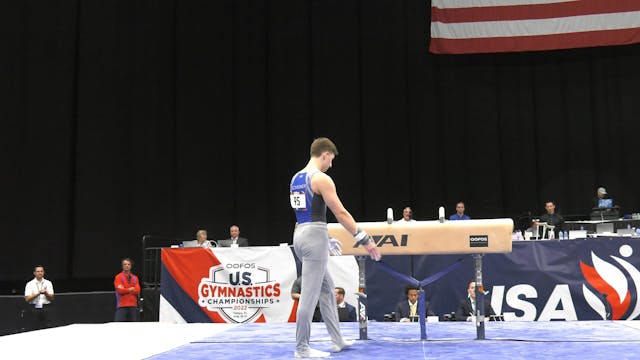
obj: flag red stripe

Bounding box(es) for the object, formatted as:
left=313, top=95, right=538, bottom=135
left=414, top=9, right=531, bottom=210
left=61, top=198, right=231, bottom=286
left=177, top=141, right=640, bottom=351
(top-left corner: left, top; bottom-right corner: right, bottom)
left=430, top=27, right=640, bottom=54
left=432, top=0, right=640, bottom=23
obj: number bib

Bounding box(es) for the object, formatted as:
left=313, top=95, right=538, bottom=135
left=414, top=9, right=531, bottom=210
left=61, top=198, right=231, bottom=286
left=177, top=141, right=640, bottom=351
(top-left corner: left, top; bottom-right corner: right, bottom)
left=290, top=192, right=307, bottom=209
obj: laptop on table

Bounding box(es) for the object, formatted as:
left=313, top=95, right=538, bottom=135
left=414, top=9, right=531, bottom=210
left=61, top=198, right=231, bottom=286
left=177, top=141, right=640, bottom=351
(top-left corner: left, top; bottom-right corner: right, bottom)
left=596, top=223, right=614, bottom=235
left=181, top=240, right=199, bottom=248
left=217, top=239, right=237, bottom=247
left=598, top=199, right=613, bottom=208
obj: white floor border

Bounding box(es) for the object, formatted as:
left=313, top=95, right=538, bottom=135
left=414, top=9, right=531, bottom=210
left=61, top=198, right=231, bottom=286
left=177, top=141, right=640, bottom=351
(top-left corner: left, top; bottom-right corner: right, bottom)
left=0, top=322, right=239, bottom=360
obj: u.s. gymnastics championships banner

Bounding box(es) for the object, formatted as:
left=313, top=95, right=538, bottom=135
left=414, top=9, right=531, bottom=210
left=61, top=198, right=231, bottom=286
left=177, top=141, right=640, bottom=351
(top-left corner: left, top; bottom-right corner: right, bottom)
left=160, top=247, right=297, bottom=323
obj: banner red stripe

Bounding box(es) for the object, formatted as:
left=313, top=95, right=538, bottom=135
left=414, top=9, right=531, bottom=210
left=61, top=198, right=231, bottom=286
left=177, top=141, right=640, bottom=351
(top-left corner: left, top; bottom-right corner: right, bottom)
left=162, top=248, right=223, bottom=322
left=288, top=300, right=298, bottom=322
left=430, top=27, right=640, bottom=54
left=432, top=0, right=640, bottom=23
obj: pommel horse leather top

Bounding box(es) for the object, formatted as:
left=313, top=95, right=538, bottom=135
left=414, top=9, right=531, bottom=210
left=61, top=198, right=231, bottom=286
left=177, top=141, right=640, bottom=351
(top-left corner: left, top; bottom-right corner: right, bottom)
left=327, top=218, right=513, bottom=256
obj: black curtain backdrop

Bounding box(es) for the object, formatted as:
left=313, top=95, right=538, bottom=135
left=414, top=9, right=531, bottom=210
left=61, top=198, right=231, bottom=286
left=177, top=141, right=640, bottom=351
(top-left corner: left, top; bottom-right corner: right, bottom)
left=2, top=0, right=639, bottom=287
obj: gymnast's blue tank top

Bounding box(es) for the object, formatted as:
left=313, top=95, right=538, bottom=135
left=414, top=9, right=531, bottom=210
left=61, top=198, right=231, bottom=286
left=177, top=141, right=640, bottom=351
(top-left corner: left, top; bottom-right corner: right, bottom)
left=290, top=168, right=327, bottom=224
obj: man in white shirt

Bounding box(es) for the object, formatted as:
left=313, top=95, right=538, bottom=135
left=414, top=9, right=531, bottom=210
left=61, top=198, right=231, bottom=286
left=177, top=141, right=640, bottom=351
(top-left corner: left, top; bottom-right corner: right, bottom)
left=397, top=207, right=416, bottom=222
left=24, top=265, right=54, bottom=330
left=196, top=229, right=213, bottom=248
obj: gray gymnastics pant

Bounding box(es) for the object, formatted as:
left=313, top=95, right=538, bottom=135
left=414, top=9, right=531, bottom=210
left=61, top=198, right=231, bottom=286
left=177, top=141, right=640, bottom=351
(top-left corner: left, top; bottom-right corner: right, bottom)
left=293, top=222, right=343, bottom=352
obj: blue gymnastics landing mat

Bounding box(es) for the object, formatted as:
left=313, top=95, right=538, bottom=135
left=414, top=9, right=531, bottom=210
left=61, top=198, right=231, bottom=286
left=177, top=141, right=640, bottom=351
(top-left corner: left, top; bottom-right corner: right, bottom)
left=147, top=321, right=640, bottom=360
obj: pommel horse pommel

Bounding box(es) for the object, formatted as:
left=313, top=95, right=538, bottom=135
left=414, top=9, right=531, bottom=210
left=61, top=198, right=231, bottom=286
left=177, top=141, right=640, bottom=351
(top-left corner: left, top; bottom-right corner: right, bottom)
left=328, top=218, right=514, bottom=340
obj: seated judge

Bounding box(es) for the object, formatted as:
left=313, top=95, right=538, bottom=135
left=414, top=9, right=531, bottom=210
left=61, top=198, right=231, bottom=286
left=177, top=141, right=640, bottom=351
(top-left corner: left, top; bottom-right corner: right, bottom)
left=592, top=187, right=612, bottom=209
left=449, top=201, right=470, bottom=220
left=196, top=229, right=214, bottom=248
left=220, top=225, right=249, bottom=247
left=335, top=287, right=356, bottom=322
left=589, top=186, right=620, bottom=220
left=455, top=280, right=495, bottom=321
left=532, top=201, right=564, bottom=237
left=397, top=207, right=416, bottom=222
left=395, top=285, right=434, bottom=322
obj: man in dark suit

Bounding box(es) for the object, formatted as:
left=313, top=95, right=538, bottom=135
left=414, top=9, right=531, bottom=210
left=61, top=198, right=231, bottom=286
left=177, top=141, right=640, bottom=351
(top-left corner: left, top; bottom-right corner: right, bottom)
left=334, top=287, right=356, bottom=322
left=455, top=280, right=495, bottom=321
left=222, top=225, right=249, bottom=247
left=395, top=285, right=434, bottom=322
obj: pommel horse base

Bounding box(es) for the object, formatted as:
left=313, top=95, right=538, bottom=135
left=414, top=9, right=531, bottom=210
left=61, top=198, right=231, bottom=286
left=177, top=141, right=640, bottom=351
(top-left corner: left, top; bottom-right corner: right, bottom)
left=328, top=218, right=514, bottom=340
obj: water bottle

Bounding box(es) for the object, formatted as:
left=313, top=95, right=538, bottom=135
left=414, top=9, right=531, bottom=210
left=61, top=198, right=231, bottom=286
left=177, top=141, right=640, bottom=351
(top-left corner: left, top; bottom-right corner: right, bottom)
left=564, top=230, right=569, bottom=239
left=636, top=227, right=640, bottom=237
left=559, top=231, right=564, bottom=240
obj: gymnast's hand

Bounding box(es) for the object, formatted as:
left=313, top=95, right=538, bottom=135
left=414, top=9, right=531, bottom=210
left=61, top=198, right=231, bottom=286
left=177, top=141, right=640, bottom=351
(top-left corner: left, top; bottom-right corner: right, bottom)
left=363, top=241, right=381, bottom=261
left=328, top=237, right=342, bottom=256
left=354, top=229, right=381, bottom=261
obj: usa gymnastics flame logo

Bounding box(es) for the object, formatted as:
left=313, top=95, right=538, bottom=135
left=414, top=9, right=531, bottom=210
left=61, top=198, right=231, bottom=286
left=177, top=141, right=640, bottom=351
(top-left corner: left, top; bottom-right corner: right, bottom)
left=580, top=244, right=640, bottom=320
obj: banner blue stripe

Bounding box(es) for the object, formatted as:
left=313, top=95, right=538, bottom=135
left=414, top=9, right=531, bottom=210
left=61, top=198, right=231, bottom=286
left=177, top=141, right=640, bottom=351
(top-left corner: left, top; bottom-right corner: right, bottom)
left=161, top=263, right=212, bottom=323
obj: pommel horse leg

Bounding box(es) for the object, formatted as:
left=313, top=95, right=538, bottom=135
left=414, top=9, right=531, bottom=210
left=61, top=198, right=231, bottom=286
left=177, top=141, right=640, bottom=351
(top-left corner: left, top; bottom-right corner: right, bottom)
left=418, top=287, right=427, bottom=340
left=356, top=256, right=368, bottom=340
left=473, top=253, right=485, bottom=340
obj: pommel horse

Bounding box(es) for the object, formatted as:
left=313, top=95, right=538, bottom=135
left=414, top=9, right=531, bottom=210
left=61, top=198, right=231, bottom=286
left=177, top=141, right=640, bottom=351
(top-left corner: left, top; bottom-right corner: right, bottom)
left=328, top=218, right=513, bottom=340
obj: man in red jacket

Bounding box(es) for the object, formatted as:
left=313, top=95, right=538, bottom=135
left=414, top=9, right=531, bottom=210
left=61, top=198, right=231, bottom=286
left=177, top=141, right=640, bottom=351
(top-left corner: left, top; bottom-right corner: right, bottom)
left=114, top=258, right=141, bottom=322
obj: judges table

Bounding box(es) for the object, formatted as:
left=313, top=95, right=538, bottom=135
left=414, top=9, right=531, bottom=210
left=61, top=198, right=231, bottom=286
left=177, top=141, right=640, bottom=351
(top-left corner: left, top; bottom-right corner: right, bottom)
left=564, top=219, right=640, bottom=232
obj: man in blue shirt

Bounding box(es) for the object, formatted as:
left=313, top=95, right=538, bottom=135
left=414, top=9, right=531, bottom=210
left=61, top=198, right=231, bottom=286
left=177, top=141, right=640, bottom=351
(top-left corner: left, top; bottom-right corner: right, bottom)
left=450, top=201, right=470, bottom=220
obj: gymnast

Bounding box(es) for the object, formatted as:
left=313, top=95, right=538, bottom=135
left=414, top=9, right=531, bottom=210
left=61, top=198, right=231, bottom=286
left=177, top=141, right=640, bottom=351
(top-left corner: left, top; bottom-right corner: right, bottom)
left=289, top=137, right=381, bottom=358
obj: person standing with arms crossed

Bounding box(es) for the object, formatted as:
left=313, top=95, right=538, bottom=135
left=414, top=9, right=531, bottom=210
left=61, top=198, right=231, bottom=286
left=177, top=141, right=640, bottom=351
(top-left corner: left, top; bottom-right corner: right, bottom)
left=114, top=258, right=141, bottom=322
left=289, top=137, right=381, bottom=358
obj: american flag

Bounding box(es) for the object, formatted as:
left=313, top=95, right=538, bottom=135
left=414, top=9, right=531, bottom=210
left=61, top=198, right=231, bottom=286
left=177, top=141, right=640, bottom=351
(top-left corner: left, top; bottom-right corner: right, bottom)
left=430, top=0, right=640, bottom=54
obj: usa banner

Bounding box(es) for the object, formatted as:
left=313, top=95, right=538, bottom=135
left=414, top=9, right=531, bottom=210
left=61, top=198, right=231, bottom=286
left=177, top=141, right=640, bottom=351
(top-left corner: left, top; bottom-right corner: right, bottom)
left=410, top=238, right=640, bottom=321
left=160, top=246, right=297, bottom=323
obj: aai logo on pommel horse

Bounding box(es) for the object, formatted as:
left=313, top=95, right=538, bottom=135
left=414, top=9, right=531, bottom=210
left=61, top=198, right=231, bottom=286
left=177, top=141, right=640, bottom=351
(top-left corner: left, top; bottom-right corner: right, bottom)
left=353, top=234, right=409, bottom=247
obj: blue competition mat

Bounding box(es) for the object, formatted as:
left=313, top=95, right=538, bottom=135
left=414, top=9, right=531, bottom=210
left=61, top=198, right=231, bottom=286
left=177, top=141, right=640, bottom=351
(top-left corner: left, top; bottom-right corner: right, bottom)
left=148, top=321, right=640, bottom=360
